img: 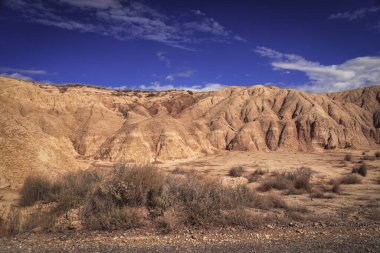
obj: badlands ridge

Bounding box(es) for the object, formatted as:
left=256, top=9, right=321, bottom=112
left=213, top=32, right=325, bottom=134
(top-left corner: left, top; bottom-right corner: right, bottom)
left=0, top=77, right=379, bottom=188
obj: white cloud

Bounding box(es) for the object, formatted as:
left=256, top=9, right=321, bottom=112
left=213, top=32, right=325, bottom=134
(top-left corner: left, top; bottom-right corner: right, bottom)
left=165, top=70, right=194, bottom=81
left=60, top=0, right=119, bottom=9
left=139, top=82, right=175, bottom=91
left=165, top=75, right=175, bottom=82
left=188, top=83, right=225, bottom=92
left=0, top=66, right=49, bottom=81
left=0, top=72, right=33, bottom=80
left=255, top=46, right=380, bottom=92
left=156, top=51, right=170, bottom=67
left=6, top=0, right=244, bottom=50
left=193, top=10, right=205, bottom=16
left=0, top=66, right=47, bottom=75
left=136, top=82, right=225, bottom=92
left=329, top=6, right=380, bottom=21
left=184, top=17, right=229, bottom=37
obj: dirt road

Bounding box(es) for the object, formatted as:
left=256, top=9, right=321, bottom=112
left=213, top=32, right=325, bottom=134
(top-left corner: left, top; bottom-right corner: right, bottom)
left=1, top=225, right=379, bottom=253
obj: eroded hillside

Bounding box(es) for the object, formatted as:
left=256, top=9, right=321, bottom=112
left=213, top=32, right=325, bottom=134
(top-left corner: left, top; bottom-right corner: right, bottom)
left=0, top=77, right=379, bottom=188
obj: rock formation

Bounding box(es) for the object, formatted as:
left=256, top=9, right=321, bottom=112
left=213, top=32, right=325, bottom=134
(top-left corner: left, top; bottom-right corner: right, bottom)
left=0, top=77, right=379, bottom=188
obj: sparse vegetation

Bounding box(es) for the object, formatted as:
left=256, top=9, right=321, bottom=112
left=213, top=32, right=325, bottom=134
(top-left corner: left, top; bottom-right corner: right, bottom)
left=118, top=105, right=129, bottom=118
left=344, top=154, right=352, bottom=161
left=362, top=155, right=375, bottom=161
left=334, top=174, right=362, bottom=185
left=309, top=188, right=325, bottom=198
left=228, top=166, right=244, bottom=177
left=57, top=85, right=68, bottom=93
left=258, top=167, right=314, bottom=194
left=332, top=183, right=342, bottom=195
left=352, top=163, right=368, bottom=177
left=171, top=167, right=187, bottom=174
left=13, top=164, right=291, bottom=234
left=246, top=168, right=268, bottom=182
left=19, top=175, right=54, bottom=206
left=375, top=151, right=380, bottom=158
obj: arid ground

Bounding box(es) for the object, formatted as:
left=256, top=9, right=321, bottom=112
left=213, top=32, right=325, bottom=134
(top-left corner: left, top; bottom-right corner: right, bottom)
left=0, top=77, right=379, bottom=252
left=1, top=150, right=379, bottom=252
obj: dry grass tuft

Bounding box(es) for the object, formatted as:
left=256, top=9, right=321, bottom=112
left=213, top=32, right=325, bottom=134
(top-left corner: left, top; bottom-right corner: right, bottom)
left=257, top=167, right=314, bottom=194
left=228, top=166, right=244, bottom=177
left=362, top=155, right=375, bottom=161
left=19, top=175, right=54, bottom=206
left=333, top=174, right=362, bottom=185
left=344, top=154, right=352, bottom=162
left=332, top=183, right=342, bottom=194
left=246, top=168, right=268, bottom=183
left=352, top=163, right=368, bottom=177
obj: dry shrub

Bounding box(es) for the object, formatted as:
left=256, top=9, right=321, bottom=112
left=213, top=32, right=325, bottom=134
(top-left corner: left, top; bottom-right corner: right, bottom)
left=19, top=170, right=102, bottom=208
left=82, top=164, right=166, bottom=229
left=258, top=167, right=314, bottom=194
left=16, top=164, right=291, bottom=233
left=352, top=163, right=368, bottom=177
left=19, top=175, right=54, bottom=206
left=362, top=155, right=375, bottom=161
left=171, top=167, right=187, bottom=174
left=344, top=154, right=352, bottom=162
left=309, top=188, right=325, bottom=198
left=156, top=208, right=183, bottom=234
left=91, top=164, right=165, bottom=208
left=228, top=166, right=244, bottom=177
left=168, top=174, right=224, bottom=226
left=83, top=207, right=146, bottom=230
left=167, top=174, right=286, bottom=227
left=332, top=183, right=342, bottom=194
left=219, top=209, right=260, bottom=229
left=0, top=217, right=7, bottom=237
left=52, top=170, right=102, bottom=213
left=337, top=174, right=362, bottom=184
left=247, top=168, right=268, bottom=183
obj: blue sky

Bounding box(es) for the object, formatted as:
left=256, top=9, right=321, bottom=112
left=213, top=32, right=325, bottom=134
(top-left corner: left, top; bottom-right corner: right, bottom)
left=0, top=0, right=380, bottom=92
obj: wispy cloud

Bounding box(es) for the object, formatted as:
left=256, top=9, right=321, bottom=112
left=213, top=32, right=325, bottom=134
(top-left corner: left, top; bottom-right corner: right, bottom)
left=165, top=70, right=194, bottom=82
left=255, top=46, right=380, bottom=92
left=0, top=66, right=49, bottom=81
left=6, top=0, right=244, bottom=50
left=0, top=72, right=33, bottom=80
left=329, top=6, right=380, bottom=21
left=0, top=66, right=47, bottom=75
left=137, top=82, right=225, bottom=92
left=156, top=51, right=170, bottom=67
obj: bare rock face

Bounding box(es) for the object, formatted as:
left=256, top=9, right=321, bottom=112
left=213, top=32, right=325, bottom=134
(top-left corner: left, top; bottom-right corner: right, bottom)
left=0, top=77, right=379, bottom=187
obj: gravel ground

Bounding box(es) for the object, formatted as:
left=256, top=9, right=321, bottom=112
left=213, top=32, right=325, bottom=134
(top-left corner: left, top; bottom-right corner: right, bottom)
left=1, top=225, right=379, bottom=253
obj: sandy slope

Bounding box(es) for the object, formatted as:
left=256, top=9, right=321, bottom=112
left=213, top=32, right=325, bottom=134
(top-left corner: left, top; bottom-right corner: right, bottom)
left=0, top=77, right=379, bottom=188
